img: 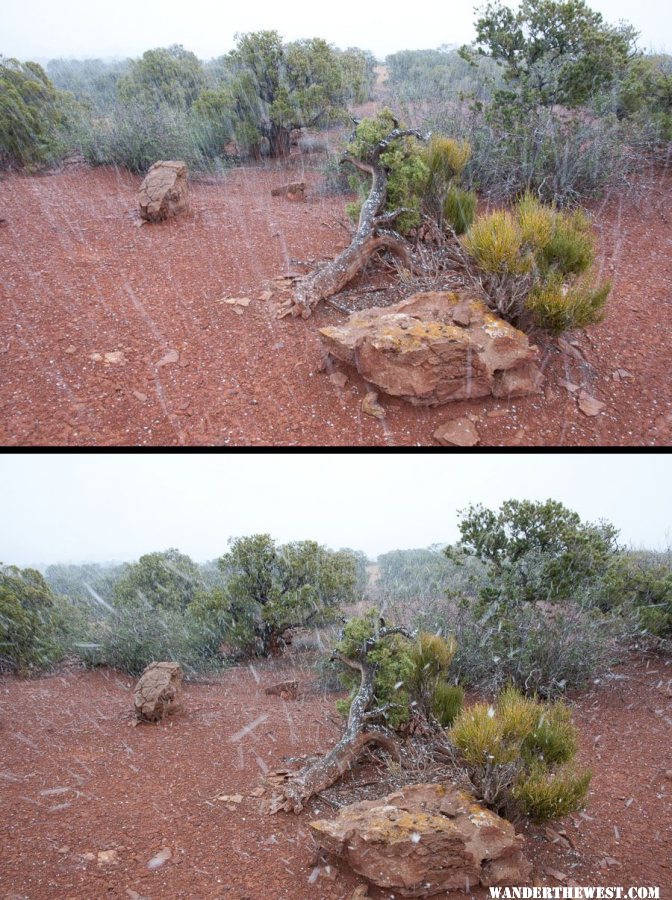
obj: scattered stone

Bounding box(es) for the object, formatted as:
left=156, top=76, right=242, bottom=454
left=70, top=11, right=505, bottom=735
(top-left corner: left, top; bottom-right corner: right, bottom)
left=133, top=661, right=183, bottom=723
left=233, top=306, right=245, bottom=315
left=215, top=793, right=244, bottom=805
left=361, top=392, right=386, bottom=419
left=258, top=290, right=273, bottom=302
left=559, top=380, right=580, bottom=393
left=612, top=369, right=633, bottom=382
left=104, top=351, right=125, bottom=365
left=146, top=848, right=172, bottom=870
left=65, top=346, right=76, bottom=355
left=557, top=338, right=585, bottom=362
left=133, top=391, right=148, bottom=402
left=270, top=181, right=306, bottom=200
left=544, top=826, right=571, bottom=849
left=265, top=680, right=299, bottom=700
left=138, top=161, right=189, bottom=222
left=89, top=352, right=103, bottom=362
left=156, top=349, right=179, bottom=368
left=486, top=408, right=509, bottom=418
left=97, top=850, right=119, bottom=865
left=349, top=887, right=369, bottom=900
left=319, top=292, right=543, bottom=406
left=545, top=869, right=567, bottom=882
left=578, top=391, right=606, bottom=417
left=664, top=770, right=672, bottom=781
left=82, top=852, right=96, bottom=862
left=125, top=890, right=144, bottom=900
left=310, top=783, right=531, bottom=897
left=434, top=417, right=479, bottom=447
left=58, top=846, right=70, bottom=854
left=250, top=786, right=266, bottom=798
left=510, top=427, right=527, bottom=445
left=220, top=296, right=252, bottom=306
left=328, top=371, right=348, bottom=389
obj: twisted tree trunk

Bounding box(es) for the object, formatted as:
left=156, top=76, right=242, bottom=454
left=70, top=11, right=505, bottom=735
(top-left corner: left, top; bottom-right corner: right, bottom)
left=270, top=625, right=415, bottom=814
left=278, top=128, right=428, bottom=319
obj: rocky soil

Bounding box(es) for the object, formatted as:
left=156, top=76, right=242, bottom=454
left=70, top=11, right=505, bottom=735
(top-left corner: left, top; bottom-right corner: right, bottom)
left=1, top=650, right=671, bottom=898
left=0, top=154, right=670, bottom=446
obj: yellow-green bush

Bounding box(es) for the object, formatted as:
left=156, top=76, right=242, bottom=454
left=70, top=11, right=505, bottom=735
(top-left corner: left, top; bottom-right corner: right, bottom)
left=448, top=687, right=591, bottom=822
left=443, top=185, right=477, bottom=234
left=463, top=210, right=530, bottom=274
left=432, top=683, right=465, bottom=726
left=461, top=194, right=610, bottom=335
left=526, top=273, right=609, bottom=335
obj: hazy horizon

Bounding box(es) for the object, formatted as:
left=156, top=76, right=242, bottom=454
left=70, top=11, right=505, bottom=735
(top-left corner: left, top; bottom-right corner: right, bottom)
left=2, top=453, right=671, bottom=569
left=3, top=0, right=669, bottom=64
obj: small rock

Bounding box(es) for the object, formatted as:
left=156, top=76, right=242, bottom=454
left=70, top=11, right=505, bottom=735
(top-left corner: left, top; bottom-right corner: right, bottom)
left=258, top=290, right=273, bottom=302
left=545, top=869, right=567, bottom=882
left=328, top=372, right=348, bottom=389
left=361, top=392, right=385, bottom=419
left=557, top=338, right=585, bottom=361
left=147, top=848, right=172, bottom=870
left=104, top=350, right=125, bottom=365
left=664, top=770, right=672, bottom=781
left=578, top=391, right=605, bottom=416
left=250, top=786, right=266, bottom=798
left=221, top=296, right=252, bottom=306
left=97, top=850, right=119, bottom=865
left=233, top=306, right=245, bottom=315
left=58, top=846, right=70, bottom=854
left=434, top=417, right=479, bottom=447
left=133, top=391, right=148, bottom=402
left=349, top=887, right=369, bottom=899
left=65, top=346, right=76, bottom=354
left=612, top=369, right=632, bottom=382
left=134, top=661, right=183, bottom=723
left=486, top=408, right=509, bottom=418
left=559, top=380, right=580, bottom=393
left=265, top=679, right=299, bottom=700
left=125, top=890, right=144, bottom=900
left=90, top=352, right=103, bottom=362
left=82, top=852, right=96, bottom=862
left=156, top=349, right=179, bottom=367
left=215, top=793, right=244, bottom=804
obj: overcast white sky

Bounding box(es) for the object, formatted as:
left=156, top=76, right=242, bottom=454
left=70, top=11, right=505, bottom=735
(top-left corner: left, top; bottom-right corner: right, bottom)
left=3, top=0, right=669, bottom=63
left=1, top=453, right=670, bottom=567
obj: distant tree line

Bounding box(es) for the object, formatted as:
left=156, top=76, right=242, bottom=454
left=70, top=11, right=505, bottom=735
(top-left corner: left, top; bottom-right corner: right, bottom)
left=0, top=35, right=376, bottom=172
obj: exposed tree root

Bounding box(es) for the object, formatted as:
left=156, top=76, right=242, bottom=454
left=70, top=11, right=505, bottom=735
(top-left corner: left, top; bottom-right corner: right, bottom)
left=269, top=625, right=415, bottom=814
left=277, top=127, right=428, bottom=319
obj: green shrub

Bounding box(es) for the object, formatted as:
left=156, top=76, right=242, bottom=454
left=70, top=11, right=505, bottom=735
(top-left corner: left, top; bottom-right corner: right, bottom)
left=461, top=196, right=610, bottom=333
left=526, top=272, right=610, bottom=335
left=449, top=688, right=591, bottom=822
left=0, top=565, right=62, bottom=672
left=431, top=682, right=464, bottom=726
left=463, top=210, right=529, bottom=275
left=433, top=596, right=627, bottom=698
left=591, top=551, right=672, bottom=638
left=443, top=185, right=477, bottom=234
left=0, top=57, right=77, bottom=169
left=333, top=613, right=462, bottom=729
left=86, top=601, right=222, bottom=677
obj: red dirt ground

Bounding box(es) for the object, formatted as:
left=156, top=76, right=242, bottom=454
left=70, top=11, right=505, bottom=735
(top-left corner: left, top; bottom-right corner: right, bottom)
left=1, top=650, right=671, bottom=899
left=0, top=155, right=671, bottom=446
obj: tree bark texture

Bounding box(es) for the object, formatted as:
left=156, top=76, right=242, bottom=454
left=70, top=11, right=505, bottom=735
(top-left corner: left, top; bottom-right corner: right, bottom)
left=277, top=128, right=427, bottom=319
left=270, top=625, right=415, bottom=814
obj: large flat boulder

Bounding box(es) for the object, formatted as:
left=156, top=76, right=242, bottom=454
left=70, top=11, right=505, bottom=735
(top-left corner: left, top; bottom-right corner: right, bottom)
left=134, top=661, right=183, bottom=722
left=310, top=783, right=531, bottom=897
left=138, top=160, right=189, bottom=222
left=319, top=292, right=543, bottom=406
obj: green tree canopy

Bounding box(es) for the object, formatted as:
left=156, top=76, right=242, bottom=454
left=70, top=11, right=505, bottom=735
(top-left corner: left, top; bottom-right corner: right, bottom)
left=113, top=549, right=204, bottom=611
left=211, top=534, right=357, bottom=655
left=451, top=498, right=619, bottom=604
left=221, top=31, right=351, bottom=158
left=0, top=56, right=74, bottom=168
left=117, top=44, right=206, bottom=111
left=0, top=564, right=56, bottom=671
left=464, top=0, right=638, bottom=106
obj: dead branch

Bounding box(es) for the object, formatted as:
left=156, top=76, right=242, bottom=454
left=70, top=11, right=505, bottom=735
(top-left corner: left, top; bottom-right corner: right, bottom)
left=270, top=625, right=416, bottom=813
left=277, top=127, right=429, bottom=319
